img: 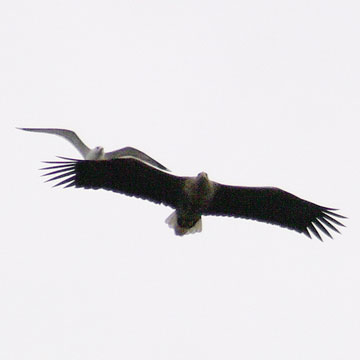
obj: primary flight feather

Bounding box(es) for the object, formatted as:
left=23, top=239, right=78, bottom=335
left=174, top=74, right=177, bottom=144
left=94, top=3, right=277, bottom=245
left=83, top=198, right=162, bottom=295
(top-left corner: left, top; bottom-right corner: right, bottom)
left=41, top=157, right=345, bottom=239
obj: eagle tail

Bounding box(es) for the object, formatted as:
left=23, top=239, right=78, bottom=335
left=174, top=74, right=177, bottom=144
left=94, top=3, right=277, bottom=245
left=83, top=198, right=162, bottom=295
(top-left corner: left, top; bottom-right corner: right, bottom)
left=165, top=211, right=202, bottom=236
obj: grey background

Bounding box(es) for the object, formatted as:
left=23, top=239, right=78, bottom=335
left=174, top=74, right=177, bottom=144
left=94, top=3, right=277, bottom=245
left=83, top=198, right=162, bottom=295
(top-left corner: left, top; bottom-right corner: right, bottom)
left=1, top=1, right=358, bottom=359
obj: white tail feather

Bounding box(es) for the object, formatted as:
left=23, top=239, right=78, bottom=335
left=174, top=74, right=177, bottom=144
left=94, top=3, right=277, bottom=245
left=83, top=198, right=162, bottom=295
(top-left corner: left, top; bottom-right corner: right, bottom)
left=165, top=211, right=202, bottom=236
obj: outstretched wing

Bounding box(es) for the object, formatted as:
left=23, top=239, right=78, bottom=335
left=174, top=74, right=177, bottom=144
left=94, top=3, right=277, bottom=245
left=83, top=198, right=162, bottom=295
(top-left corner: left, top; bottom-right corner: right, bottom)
left=18, top=127, right=170, bottom=170
left=18, top=128, right=90, bottom=158
left=41, top=157, right=185, bottom=208
left=104, top=147, right=170, bottom=171
left=204, top=184, right=345, bottom=240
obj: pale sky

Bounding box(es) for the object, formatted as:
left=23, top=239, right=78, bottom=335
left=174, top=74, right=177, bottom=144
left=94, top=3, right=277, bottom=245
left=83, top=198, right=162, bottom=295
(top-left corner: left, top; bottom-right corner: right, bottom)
left=1, top=1, right=359, bottom=359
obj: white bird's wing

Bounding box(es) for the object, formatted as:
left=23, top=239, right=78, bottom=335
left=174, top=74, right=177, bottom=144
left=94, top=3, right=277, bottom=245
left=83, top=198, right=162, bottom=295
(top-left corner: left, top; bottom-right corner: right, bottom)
left=104, top=147, right=170, bottom=171
left=18, top=128, right=90, bottom=158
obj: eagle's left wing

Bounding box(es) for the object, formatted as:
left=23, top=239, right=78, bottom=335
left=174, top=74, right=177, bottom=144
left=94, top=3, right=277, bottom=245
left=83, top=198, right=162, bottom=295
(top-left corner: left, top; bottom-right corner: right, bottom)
left=204, top=183, right=345, bottom=240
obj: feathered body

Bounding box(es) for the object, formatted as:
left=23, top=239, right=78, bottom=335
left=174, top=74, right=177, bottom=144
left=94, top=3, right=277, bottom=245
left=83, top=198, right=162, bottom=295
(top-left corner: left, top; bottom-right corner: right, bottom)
left=41, top=157, right=345, bottom=240
left=18, top=127, right=169, bottom=170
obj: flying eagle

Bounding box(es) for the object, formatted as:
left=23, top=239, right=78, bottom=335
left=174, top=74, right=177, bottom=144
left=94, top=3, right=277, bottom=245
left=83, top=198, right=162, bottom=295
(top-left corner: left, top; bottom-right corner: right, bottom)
left=18, top=127, right=169, bottom=170
left=41, top=156, right=345, bottom=240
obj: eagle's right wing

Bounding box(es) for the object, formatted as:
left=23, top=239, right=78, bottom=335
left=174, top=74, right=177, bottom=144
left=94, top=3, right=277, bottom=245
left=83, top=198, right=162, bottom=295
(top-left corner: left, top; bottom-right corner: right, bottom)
left=42, top=157, right=185, bottom=208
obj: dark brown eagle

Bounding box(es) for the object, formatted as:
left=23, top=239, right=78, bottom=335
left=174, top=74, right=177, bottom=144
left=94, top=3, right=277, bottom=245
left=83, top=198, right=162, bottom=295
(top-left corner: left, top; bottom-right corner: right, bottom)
left=41, top=156, right=345, bottom=240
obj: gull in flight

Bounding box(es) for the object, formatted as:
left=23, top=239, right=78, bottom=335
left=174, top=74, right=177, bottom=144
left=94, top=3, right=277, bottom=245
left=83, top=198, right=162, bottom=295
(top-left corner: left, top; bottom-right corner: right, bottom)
left=18, top=127, right=169, bottom=170
left=41, top=156, right=345, bottom=240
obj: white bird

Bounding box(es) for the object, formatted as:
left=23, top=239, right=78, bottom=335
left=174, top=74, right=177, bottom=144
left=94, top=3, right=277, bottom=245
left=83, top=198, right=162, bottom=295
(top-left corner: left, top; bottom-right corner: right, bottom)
left=41, top=156, right=345, bottom=240
left=18, top=127, right=169, bottom=170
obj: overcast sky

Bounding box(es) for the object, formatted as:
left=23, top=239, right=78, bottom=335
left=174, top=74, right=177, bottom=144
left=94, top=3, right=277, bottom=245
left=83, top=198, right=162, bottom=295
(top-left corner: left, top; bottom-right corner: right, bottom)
left=1, top=1, right=359, bottom=359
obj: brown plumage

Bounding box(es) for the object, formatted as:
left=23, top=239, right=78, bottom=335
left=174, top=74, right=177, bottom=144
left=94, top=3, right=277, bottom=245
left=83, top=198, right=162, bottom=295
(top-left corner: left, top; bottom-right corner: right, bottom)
left=41, top=157, right=345, bottom=239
